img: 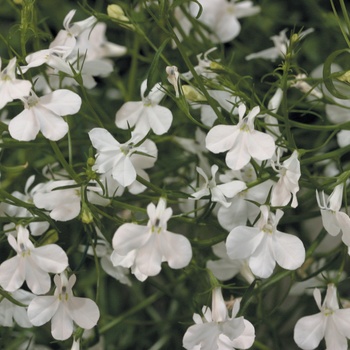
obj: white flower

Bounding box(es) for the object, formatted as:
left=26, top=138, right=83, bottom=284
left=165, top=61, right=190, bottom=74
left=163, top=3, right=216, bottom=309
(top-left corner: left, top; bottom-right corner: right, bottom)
left=111, top=198, right=192, bottom=280
left=187, top=0, right=260, bottom=44
left=294, top=284, right=350, bottom=350
left=8, top=89, right=81, bottom=141
left=27, top=273, right=100, bottom=341
left=49, top=9, right=97, bottom=55
left=206, top=104, right=275, bottom=171
left=246, top=28, right=314, bottom=61
left=190, top=164, right=247, bottom=208
left=291, top=73, right=323, bottom=99
left=0, top=289, right=35, bottom=328
left=216, top=164, right=272, bottom=231
left=115, top=80, right=173, bottom=136
left=271, top=149, right=301, bottom=208
left=316, top=184, right=350, bottom=251
left=21, top=47, right=72, bottom=73
left=0, top=225, right=68, bottom=294
left=206, top=242, right=255, bottom=284
left=183, top=287, right=255, bottom=350
left=226, top=205, right=305, bottom=278
left=337, top=130, right=350, bottom=148
left=0, top=175, right=49, bottom=236
left=0, top=57, right=31, bottom=109
left=217, top=179, right=273, bottom=231
left=33, top=179, right=109, bottom=222
left=88, top=127, right=158, bottom=188
left=75, top=22, right=127, bottom=61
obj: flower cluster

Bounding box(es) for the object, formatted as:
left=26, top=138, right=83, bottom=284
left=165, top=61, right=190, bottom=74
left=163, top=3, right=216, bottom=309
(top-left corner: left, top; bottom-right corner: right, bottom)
left=1, top=1, right=350, bottom=349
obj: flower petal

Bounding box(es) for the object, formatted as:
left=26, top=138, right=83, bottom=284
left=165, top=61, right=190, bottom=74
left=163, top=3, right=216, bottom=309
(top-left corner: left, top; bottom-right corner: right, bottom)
left=115, top=101, right=143, bottom=129
left=40, top=89, right=81, bottom=116
left=135, top=235, right=163, bottom=276
left=293, top=313, right=326, bottom=350
left=32, top=245, right=69, bottom=273
left=112, top=223, right=149, bottom=255
left=8, top=109, right=40, bottom=141
left=68, top=297, right=100, bottom=330
left=226, top=226, right=263, bottom=260
left=27, top=296, right=59, bottom=326
left=159, top=231, right=192, bottom=269
left=272, top=231, right=305, bottom=271
left=35, top=105, right=69, bottom=141
left=205, top=125, right=238, bottom=153
left=0, top=256, right=24, bottom=292
left=89, top=127, right=120, bottom=151
left=51, top=304, right=74, bottom=340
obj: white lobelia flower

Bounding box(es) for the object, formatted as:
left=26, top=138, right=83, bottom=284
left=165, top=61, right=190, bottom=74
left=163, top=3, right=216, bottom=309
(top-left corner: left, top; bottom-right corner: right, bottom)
left=0, top=57, right=31, bottom=109
left=111, top=197, right=192, bottom=280
left=294, top=284, right=350, bottom=350
left=88, top=127, right=158, bottom=188
left=75, top=22, right=127, bottom=61
left=206, top=242, right=255, bottom=284
left=0, top=289, right=35, bottom=328
left=20, top=47, right=73, bottom=74
left=49, top=9, right=97, bottom=56
left=33, top=179, right=109, bottom=222
left=27, top=273, right=100, bottom=341
left=217, top=167, right=274, bottom=231
left=226, top=205, right=305, bottom=278
left=337, top=130, right=350, bottom=148
left=115, top=80, right=173, bottom=136
left=190, top=164, right=247, bottom=208
left=205, top=104, right=275, bottom=171
left=0, top=225, right=68, bottom=294
left=246, top=28, right=314, bottom=61
left=183, top=287, right=255, bottom=350
left=270, top=149, right=301, bottom=208
left=8, top=89, right=82, bottom=141
left=187, top=0, right=260, bottom=44
left=316, top=184, right=350, bottom=252
left=0, top=175, right=49, bottom=236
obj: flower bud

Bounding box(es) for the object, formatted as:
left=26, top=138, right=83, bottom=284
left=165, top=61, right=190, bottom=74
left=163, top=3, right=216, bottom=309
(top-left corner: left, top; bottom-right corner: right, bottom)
left=337, top=70, right=350, bottom=84
left=81, top=203, right=94, bottom=224
left=107, top=4, right=134, bottom=29
left=182, top=85, right=206, bottom=102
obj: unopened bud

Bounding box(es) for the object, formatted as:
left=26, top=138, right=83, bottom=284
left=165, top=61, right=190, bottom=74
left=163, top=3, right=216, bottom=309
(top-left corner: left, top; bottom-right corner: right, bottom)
left=182, top=85, right=206, bottom=102
left=81, top=203, right=94, bottom=224
left=107, top=4, right=134, bottom=29
left=290, top=33, right=299, bottom=44
left=337, top=70, right=350, bottom=84
left=166, top=65, right=180, bottom=98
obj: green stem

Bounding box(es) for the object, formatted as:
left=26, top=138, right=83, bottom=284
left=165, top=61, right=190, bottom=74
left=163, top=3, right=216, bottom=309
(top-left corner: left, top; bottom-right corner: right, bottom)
left=99, top=291, right=163, bottom=334
left=50, top=141, right=80, bottom=182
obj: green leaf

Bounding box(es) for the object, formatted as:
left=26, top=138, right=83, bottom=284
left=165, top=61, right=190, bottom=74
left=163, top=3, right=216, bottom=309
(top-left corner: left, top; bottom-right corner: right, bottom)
left=144, top=37, right=171, bottom=96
